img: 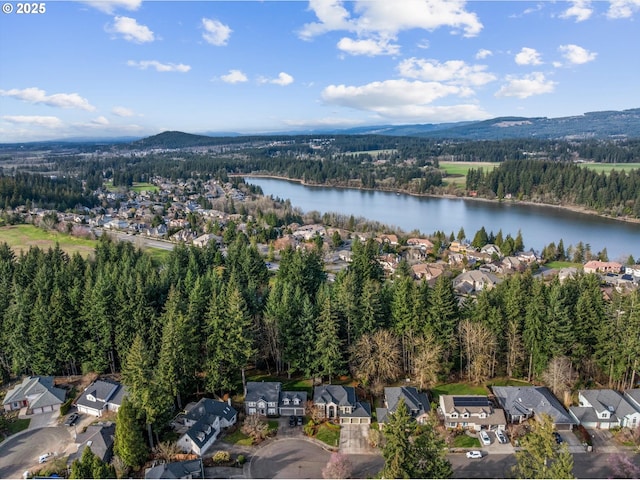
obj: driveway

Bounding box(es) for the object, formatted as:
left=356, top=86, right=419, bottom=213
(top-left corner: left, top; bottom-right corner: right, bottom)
left=23, top=409, right=60, bottom=430
left=0, top=427, right=72, bottom=479
left=588, top=429, right=619, bottom=453
left=339, top=424, right=375, bottom=454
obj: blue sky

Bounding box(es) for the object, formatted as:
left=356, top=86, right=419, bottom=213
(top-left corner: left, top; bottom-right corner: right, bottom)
left=1, top=0, right=639, bottom=141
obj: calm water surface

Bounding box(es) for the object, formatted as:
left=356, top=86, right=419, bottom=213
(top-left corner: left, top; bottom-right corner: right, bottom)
left=246, top=177, right=640, bottom=261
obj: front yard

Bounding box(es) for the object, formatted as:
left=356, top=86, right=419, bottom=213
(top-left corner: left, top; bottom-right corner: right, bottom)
left=314, top=422, right=341, bottom=447
left=0, top=413, right=31, bottom=442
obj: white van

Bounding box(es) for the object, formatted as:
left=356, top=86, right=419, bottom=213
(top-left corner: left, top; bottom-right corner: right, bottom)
left=479, top=430, right=491, bottom=446
left=38, top=453, right=51, bottom=464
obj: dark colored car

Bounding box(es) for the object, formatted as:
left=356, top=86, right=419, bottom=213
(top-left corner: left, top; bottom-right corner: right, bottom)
left=64, top=412, right=79, bottom=426
left=553, top=432, right=563, bottom=444
left=289, top=415, right=296, bottom=427
left=296, top=415, right=304, bottom=426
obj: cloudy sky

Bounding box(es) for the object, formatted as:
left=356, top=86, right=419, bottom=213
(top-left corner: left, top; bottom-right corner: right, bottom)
left=1, top=0, right=639, bottom=141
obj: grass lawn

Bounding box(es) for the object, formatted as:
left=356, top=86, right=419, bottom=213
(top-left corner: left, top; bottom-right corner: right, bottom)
left=489, top=378, right=532, bottom=387
left=0, top=224, right=97, bottom=258
left=452, top=434, right=481, bottom=448
left=580, top=162, right=640, bottom=173
left=222, top=429, right=254, bottom=446
left=7, top=418, right=31, bottom=435
left=431, top=383, right=488, bottom=400
left=315, top=423, right=341, bottom=447
left=545, top=261, right=583, bottom=269
left=131, top=182, right=159, bottom=193
left=267, top=420, right=279, bottom=435
left=440, top=161, right=499, bottom=176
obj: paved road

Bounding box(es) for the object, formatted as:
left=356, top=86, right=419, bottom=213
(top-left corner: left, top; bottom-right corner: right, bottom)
left=0, top=427, right=72, bottom=479
left=95, top=229, right=175, bottom=251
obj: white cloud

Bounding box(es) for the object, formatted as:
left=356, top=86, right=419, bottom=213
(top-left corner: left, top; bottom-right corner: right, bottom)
left=558, top=44, right=597, bottom=64
left=321, top=79, right=479, bottom=121
left=299, top=0, right=482, bottom=57
left=515, top=47, right=543, bottom=65
left=202, top=18, right=232, bottom=46
left=90, top=116, right=110, bottom=126
left=560, top=0, right=593, bottom=21
left=109, top=16, right=154, bottom=43
left=112, top=106, right=135, bottom=117
left=475, top=49, right=493, bottom=60
left=127, top=60, right=191, bottom=72
left=221, top=69, right=248, bottom=84
left=337, top=37, right=400, bottom=56
left=0, top=87, right=95, bottom=111
left=82, top=0, right=142, bottom=14
left=607, top=0, right=640, bottom=18
left=260, top=72, right=294, bottom=86
left=398, top=58, right=496, bottom=86
left=495, top=72, right=556, bottom=98
left=284, top=117, right=366, bottom=128
left=417, top=39, right=430, bottom=49
left=2, top=115, right=63, bottom=128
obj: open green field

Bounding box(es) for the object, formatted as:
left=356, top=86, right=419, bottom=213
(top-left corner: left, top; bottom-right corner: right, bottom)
left=440, top=161, right=500, bottom=176
left=579, top=162, right=640, bottom=173
left=344, top=149, right=397, bottom=158
left=0, top=224, right=98, bottom=258
left=104, top=181, right=159, bottom=193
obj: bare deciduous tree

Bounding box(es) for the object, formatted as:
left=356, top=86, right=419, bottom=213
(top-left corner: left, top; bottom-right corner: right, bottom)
left=322, top=452, right=353, bottom=479
left=153, top=441, right=182, bottom=462
left=541, top=356, right=576, bottom=398
left=349, top=330, right=402, bottom=395
left=412, top=333, right=442, bottom=389
left=241, top=414, right=269, bottom=442
left=459, top=320, right=497, bottom=383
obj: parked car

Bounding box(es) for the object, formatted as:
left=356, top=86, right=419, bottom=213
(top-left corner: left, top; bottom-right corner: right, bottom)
left=479, top=430, right=491, bottom=446
left=553, top=432, right=563, bottom=444
left=496, top=429, right=508, bottom=444
left=64, top=413, right=79, bottom=426
left=38, top=453, right=52, bottom=464
left=466, top=450, right=483, bottom=459
left=289, top=415, right=296, bottom=427
left=296, top=415, right=304, bottom=426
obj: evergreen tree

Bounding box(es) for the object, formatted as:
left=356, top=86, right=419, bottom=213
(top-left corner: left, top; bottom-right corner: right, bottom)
left=512, top=414, right=574, bottom=479
left=114, top=396, right=148, bottom=469
left=314, top=286, right=344, bottom=383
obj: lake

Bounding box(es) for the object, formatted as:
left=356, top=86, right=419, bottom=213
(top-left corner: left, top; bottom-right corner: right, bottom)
left=245, top=177, right=640, bottom=262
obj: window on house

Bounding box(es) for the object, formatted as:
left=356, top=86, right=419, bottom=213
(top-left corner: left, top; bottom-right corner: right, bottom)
left=283, top=398, right=290, bottom=405
left=450, top=412, right=458, bottom=418
left=293, top=398, right=299, bottom=405
left=249, top=408, right=256, bottom=414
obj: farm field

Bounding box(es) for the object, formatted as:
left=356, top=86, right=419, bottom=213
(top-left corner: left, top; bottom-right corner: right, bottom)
left=579, top=162, right=640, bottom=173
left=440, top=161, right=499, bottom=185
left=0, top=224, right=97, bottom=258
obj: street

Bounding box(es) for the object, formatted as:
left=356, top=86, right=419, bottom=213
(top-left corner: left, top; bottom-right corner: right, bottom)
left=0, top=427, right=72, bottom=479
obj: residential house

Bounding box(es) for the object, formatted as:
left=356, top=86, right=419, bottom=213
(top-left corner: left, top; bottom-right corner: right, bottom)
left=177, top=399, right=237, bottom=456
left=411, top=263, right=444, bottom=282
left=407, top=238, right=434, bottom=251
left=624, top=389, right=640, bottom=412
left=192, top=234, right=222, bottom=248
left=583, top=260, right=623, bottom=274
left=452, top=270, right=501, bottom=295
left=517, top=250, right=539, bottom=264
left=245, top=382, right=307, bottom=417
left=439, top=395, right=506, bottom=432
left=313, top=385, right=371, bottom=424
left=480, top=244, right=501, bottom=257
left=376, top=234, right=399, bottom=246
left=569, top=389, right=640, bottom=429
left=3, top=376, right=66, bottom=414
left=145, top=459, right=204, bottom=479
left=501, top=256, right=526, bottom=273
left=624, top=265, right=640, bottom=278
left=376, top=387, right=430, bottom=425
left=76, top=380, right=128, bottom=417
left=492, top=386, right=576, bottom=431
left=68, top=423, right=115, bottom=464
left=449, top=241, right=472, bottom=254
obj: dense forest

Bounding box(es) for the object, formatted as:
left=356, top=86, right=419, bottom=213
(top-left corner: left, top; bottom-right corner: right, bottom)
left=466, top=160, right=640, bottom=217
left=0, top=173, right=97, bottom=210
left=1, top=233, right=638, bottom=413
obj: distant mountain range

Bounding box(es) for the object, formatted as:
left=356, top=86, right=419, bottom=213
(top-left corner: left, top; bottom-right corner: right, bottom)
left=3, top=108, right=639, bottom=148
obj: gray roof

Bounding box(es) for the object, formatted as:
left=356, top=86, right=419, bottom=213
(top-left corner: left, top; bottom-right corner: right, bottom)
left=279, top=390, right=307, bottom=409
left=385, top=387, right=430, bottom=416
left=313, top=385, right=356, bottom=407
left=185, top=398, right=237, bottom=423
left=183, top=414, right=220, bottom=449
left=569, top=407, right=619, bottom=426
left=341, top=401, right=371, bottom=419
left=3, top=376, right=66, bottom=408
left=579, top=389, right=640, bottom=418
left=245, top=381, right=280, bottom=404
left=492, top=386, right=576, bottom=426
left=76, top=380, right=120, bottom=411
left=145, top=459, right=203, bottom=479
left=624, top=389, right=640, bottom=409
left=68, top=423, right=115, bottom=463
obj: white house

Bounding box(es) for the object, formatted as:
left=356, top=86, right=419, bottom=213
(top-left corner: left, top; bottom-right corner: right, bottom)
left=570, top=389, right=640, bottom=429
left=76, top=380, right=128, bottom=417
left=177, top=399, right=237, bottom=456
left=439, top=395, right=507, bottom=432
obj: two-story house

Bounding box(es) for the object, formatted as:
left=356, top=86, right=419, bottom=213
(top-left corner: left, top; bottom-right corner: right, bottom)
left=177, top=398, right=237, bottom=456
left=76, top=380, right=128, bottom=417
left=569, top=389, right=640, bottom=429
left=439, top=395, right=506, bottom=432
left=376, top=387, right=430, bottom=426
left=493, top=386, right=576, bottom=431
left=313, top=385, right=371, bottom=424
left=245, top=382, right=307, bottom=417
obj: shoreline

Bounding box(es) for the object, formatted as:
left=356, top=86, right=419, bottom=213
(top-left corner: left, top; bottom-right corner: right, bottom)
left=233, top=173, right=640, bottom=226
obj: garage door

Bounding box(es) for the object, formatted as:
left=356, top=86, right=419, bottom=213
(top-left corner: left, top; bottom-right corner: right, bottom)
left=32, top=407, right=43, bottom=414
left=280, top=408, right=295, bottom=416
